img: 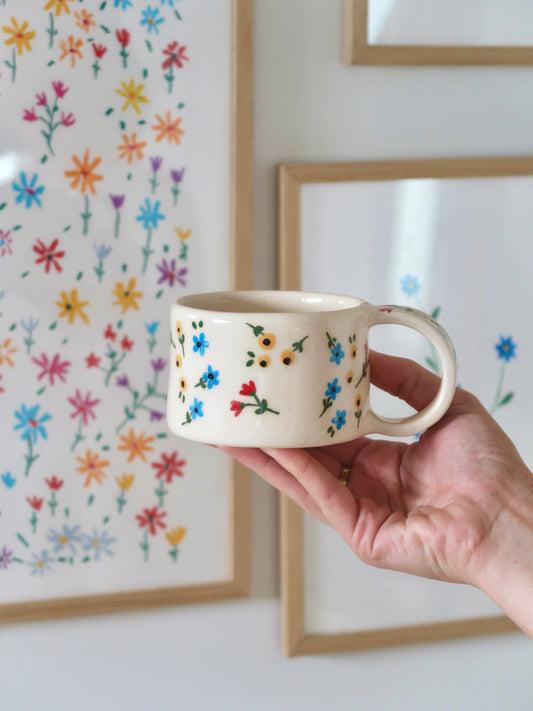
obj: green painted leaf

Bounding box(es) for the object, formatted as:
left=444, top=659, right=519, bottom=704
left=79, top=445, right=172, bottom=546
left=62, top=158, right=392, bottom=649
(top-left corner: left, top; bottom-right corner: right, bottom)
left=246, top=359, right=254, bottom=367
left=425, top=357, right=438, bottom=373
left=431, top=306, right=441, bottom=320
left=499, top=392, right=514, bottom=406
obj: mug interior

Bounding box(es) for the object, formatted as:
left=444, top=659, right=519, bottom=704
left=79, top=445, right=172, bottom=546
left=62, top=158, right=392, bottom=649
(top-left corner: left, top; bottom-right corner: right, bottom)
left=177, top=290, right=363, bottom=314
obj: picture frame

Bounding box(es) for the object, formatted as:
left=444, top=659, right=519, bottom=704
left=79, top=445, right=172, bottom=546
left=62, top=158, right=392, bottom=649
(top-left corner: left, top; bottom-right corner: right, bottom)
left=344, top=0, right=533, bottom=66
left=0, top=0, right=253, bottom=624
left=277, top=157, right=531, bottom=655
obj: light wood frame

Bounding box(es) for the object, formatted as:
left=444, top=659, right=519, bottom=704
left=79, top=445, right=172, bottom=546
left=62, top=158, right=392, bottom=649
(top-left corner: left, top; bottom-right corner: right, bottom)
left=277, top=157, right=528, bottom=656
left=0, top=0, right=253, bottom=626
left=344, top=0, right=533, bottom=66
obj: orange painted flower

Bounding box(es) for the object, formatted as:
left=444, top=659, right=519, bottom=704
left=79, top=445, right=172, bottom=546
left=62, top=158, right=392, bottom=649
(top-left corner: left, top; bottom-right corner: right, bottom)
left=117, top=132, right=147, bottom=164
left=44, top=0, right=75, bottom=16
left=151, top=111, right=184, bottom=145
left=118, top=428, right=155, bottom=463
left=59, top=35, right=84, bottom=67
left=56, top=289, right=90, bottom=325
left=116, top=79, right=150, bottom=115
left=76, top=449, right=110, bottom=488
left=174, top=226, right=191, bottom=241
left=74, top=9, right=96, bottom=33
left=65, top=150, right=103, bottom=195
left=2, top=17, right=35, bottom=55
left=0, top=339, right=17, bottom=367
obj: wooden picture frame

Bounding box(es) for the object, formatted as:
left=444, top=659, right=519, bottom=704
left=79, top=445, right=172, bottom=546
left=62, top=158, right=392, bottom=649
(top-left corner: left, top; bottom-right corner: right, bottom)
left=0, top=0, right=253, bottom=624
left=277, top=158, right=530, bottom=655
left=344, top=0, right=533, bottom=66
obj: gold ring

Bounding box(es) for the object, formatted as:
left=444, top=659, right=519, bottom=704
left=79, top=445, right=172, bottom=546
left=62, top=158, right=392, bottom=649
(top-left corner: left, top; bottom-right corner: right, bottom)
left=338, top=464, right=351, bottom=486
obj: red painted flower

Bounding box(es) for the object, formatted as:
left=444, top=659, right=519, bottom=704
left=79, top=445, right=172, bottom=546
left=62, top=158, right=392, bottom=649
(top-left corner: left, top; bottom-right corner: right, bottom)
left=36, top=92, right=47, bottom=106
left=104, top=324, right=117, bottom=341
left=136, top=506, right=167, bottom=535
left=32, top=352, right=71, bottom=386
left=0, top=373, right=4, bottom=394
left=162, top=41, right=189, bottom=70
left=68, top=389, right=100, bottom=426
left=33, top=238, right=65, bottom=273
left=61, top=111, right=75, bottom=127
left=45, top=476, right=64, bottom=491
left=151, top=451, right=186, bottom=484
left=27, top=496, right=44, bottom=511
left=120, top=335, right=133, bottom=351
left=230, top=400, right=244, bottom=417
left=239, top=381, right=256, bottom=397
left=23, top=108, right=38, bottom=122
left=52, top=80, right=69, bottom=98
left=86, top=352, right=101, bottom=368
left=116, top=28, right=130, bottom=47
left=92, top=43, right=107, bottom=59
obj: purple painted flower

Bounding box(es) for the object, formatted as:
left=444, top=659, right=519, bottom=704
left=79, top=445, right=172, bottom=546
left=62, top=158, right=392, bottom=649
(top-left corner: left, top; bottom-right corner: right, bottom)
left=0, top=546, right=13, bottom=569
left=170, top=168, right=185, bottom=183
left=176, top=266, right=187, bottom=287
left=151, top=358, right=166, bottom=372
left=150, top=410, right=164, bottom=422
left=116, top=375, right=129, bottom=387
left=110, top=194, right=125, bottom=210
left=150, top=156, right=163, bottom=172
left=157, top=257, right=178, bottom=286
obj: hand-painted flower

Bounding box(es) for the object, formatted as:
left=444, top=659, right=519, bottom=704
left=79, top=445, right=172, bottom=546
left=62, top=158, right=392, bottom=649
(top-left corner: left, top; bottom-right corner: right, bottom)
left=2, top=17, right=36, bottom=55
left=115, top=28, right=131, bottom=46
left=141, top=6, right=165, bottom=34
left=33, top=238, right=65, bottom=273
left=14, top=403, right=52, bottom=443
left=189, top=398, right=203, bottom=420
left=47, top=524, right=82, bottom=553
left=192, top=333, right=209, bottom=356
left=92, top=43, right=107, bottom=59
left=330, top=344, right=345, bottom=365
left=56, top=288, right=90, bottom=325
left=332, top=409, right=347, bottom=431
left=0, top=547, right=13, bottom=569
left=81, top=528, right=117, bottom=561
left=239, top=381, right=256, bottom=396
left=112, top=278, right=143, bottom=313
left=75, top=449, right=110, bottom=487
left=136, top=506, right=167, bottom=535
left=52, top=80, right=69, bottom=98
left=118, top=428, right=155, bottom=463
left=400, top=274, right=421, bottom=297
left=27, top=496, right=44, bottom=511
left=230, top=400, right=244, bottom=417
left=32, top=352, right=70, bottom=386
left=68, top=389, right=100, bottom=426
left=495, top=336, right=517, bottom=362
left=65, top=150, right=103, bottom=195
left=136, top=198, right=165, bottom=229
left=151, top=451, right=186, bottom=483
left=162, top=41, right=189, bottom=70
left=45, top=476, right=64, bottom=491
left=23, top=108, right=38, bottom=122
left=59, top=35, right=84, bottom=68
left=29, top=550, right=54, bottom=576
left=325, top=378, right=342, bottom=400
left=116, top=79, right=150, bottom=115
left=203, top=365, right=219, bottom=389
left=12, top=172, right=45, bottom=208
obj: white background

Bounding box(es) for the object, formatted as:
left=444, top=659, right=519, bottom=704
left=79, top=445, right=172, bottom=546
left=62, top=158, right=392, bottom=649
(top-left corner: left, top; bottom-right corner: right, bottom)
left=3, top=1, right=533, bottom=709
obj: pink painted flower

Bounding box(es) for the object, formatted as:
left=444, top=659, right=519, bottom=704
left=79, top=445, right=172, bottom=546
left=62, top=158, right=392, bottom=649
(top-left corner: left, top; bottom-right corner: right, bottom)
left=32, top=352, right=71, bottom=386
left=27, top=496, right=44, bottom=511
left=86, top=352, right=101, bottom=368
left=68, top=389, right=100, bottom=426
left=52, top=80, right=68, bottom=98
left=0, top=229, right=12, bottom=257
left=60, top=111, right=75, bottom=127
left=23, top=108, right=38, bottom=122
left=36, top=92, right=47, bottom=106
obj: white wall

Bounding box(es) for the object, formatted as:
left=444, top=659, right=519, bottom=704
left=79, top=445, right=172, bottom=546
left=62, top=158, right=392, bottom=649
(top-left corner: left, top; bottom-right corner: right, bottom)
left=3, top=2, right=533, bottom=708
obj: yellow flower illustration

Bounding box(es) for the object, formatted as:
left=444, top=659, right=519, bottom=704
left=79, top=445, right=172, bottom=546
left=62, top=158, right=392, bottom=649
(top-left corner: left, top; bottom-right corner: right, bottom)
left=2, top=16, right=35, bottom=55
left=118, top=428, right=155, bottom=463
left=257, top=354, right=271, bottom=368
left=166, top=527, right=186, bottom=547
left=44, top=0, right=75, bottom=16
left=76, top=449, right=110, bottom=487
left=179, top=377, right=187, bottom=391
left=59, top=35, right=84, bottom=68
left=74, top=9, right=96, bottom=32
left=152, top=111, right=184, bottom=145
left=65, top=149, right=103, bottom=195
left=56, top=289, right=90, bottom=325
left=174, top=227, right=191, bottom=241
left=281, top=350, right=295, bottom=366
left=0, top=339, right=17, bottom=367
left=116, top=473, right=135, bottom=491
left=112, top=278, right=143, bottom=314
left=117, top=132, right=147, bottom=163
left=258, top=333, right=275, bottom=350
left=116, top=79, right=150, bottom=115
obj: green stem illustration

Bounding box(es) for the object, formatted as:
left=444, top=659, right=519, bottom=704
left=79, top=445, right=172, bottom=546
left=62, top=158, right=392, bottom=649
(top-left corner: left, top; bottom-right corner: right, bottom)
left=82, top=194, right=91, bottom=236
left=24, top=437, right=39, bottom=477
left=141, top=227, right=153, bottom=274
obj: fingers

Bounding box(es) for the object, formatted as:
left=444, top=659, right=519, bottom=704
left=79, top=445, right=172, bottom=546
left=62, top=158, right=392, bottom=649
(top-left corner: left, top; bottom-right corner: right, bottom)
left=369, top=350, right=443, bottom=412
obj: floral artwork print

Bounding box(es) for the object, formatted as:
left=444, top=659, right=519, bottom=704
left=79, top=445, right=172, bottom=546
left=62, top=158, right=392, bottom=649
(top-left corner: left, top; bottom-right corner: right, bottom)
left=0, top=0, right=237, bottom=606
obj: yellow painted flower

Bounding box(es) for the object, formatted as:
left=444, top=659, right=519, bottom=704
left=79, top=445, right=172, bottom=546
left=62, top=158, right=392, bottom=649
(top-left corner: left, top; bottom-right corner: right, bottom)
left=350, top=344, right=357, bottom=359
left=166, top=527, right=186, bottom=547
left=59, top=35, right=84, bottom=68
left=257, top=354, right=271, bottom=368
left=117, top=132, right=147, bottom=163
left=355, top=394, right=362, bottom=409
left=56, top=289, right=90, bottom=325
left=74, top=9, right=95, bottom=32
left=152, top=111, right=184, bottom=145
left=118, top=428, right=155, bottom=463
left=2, top=17, right=36, bottom=55
left=174, top=227, right=191, bottom=241
left=116, top=79, right=150, bottom=115
left=281, top=350, right=295, bottom=366
left=0, top=339, right=17, bottom=367
left=112, top=278, right=143, bottom=314
left=179, top=377, right=187, bottom=391
left=76, top=449, right=110, bottom=487
left=176, top=321, right=183, bottom=336
left=175, top=353, right=183, bottom=368
left=346, top=370, right=354, bottom=384
left=65, top=149, right=103, bottom=195
left=258, top=333, right=275, bottom=350
left=44, top=0, right=75, bottom=16
left=115, top=473, right=135, bottom=491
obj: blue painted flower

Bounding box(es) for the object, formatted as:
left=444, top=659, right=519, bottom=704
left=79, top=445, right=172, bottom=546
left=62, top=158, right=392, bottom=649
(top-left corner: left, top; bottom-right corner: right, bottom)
left=332, top=409, right=347, bottom=431
left=47, top=525, right=83, bottom=554
left=0, top=290, right=5, bottom=302
left=114, top=0, right=133, bottom=8
left=189, top=398, right=204, bottom=420
left=81, top=528, right=117, bottom=561
left=93, top=242, right=112, bottom=261
left=28, top=550, right=54, bottom=576
left=145, top=321, right=159, bottom=335
left=193, top=332, right=209, bottom=356
left=141, top=5, right=165, bottom=34
left=14, top=403, right=52, bottom=443
left=1, top=472, right=15, bottom=488
left=325, top=377, right=342, bottom=400
left=203, top=365, right=219, bottom=389
left=160, top=0, right=177, bottom=6
left=330, top=344, right=345, bottom=365
left=495, top=336, right=517, bottom=362
left=20, top=317, right=39, bottom=334
left=136, top=198, right=166, bottom=230
left=401, top=274, right=421, bottom=297
left=12, top=172, right=45, bottom=208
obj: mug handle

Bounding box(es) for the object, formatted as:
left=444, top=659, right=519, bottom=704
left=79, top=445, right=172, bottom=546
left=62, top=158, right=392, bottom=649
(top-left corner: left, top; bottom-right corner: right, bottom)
left=365, top=304, right=457, bottom=437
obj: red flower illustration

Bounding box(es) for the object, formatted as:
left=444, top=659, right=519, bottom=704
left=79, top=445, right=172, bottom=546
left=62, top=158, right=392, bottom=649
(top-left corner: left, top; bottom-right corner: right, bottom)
left=239, top=381, right=256, bottom=397
left=33, top=238, right=65, bottom=273
left=68, top=389, right=100, bottom=426
left=116, top=28, right=130, bottom=47
left=36, top=92, right=47, bottom=106
left=27, top=496, right=44, bottom=511
left=230, top=400, right=244, bottom=417
left=151, top=451, right=186, bottom=483
left=104, top=324, right=117, bottom=341
left=32, top=352, right=71, bottom=385
left=92, top=43, right=107, bottom=59
left=120, top=335, right=133, bottom=351
left=23, top=108, right=38, bottom=122
left=52, top=80, right=69, bottom=98
left=0, top=373, right=4, bottom=394
left=86, top=352, right=101, bottom=368
left=45, top=476, right=64, bottom=491
left=136, top=506, right=167, bottom=535
left=61, top=111, right=75, bottom=127
left=162, top=41, right=189, bottom=70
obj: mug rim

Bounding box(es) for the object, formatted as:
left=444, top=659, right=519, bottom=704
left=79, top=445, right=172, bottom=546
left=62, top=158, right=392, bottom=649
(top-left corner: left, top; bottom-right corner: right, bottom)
left=176, top=290, right=365, bottom=316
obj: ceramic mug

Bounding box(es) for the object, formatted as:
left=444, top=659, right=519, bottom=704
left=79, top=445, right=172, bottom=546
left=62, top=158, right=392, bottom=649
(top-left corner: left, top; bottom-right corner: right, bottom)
left=166, top=290, right=457, bottom=448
